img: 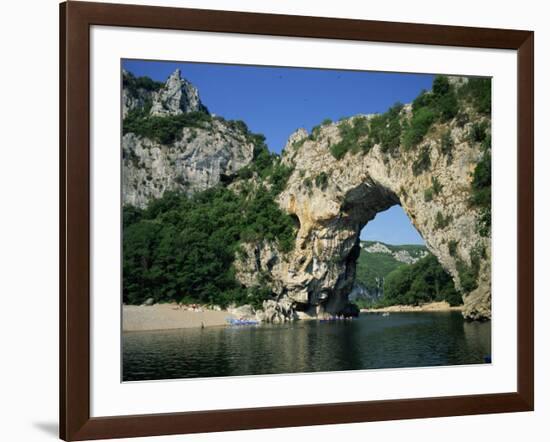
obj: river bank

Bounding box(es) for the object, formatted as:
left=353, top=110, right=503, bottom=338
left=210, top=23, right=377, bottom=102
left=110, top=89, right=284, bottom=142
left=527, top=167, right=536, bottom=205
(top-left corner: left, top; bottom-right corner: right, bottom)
left=123, top=300, right=464, bottom=332
left=123, top=304, right=236, bottom=332
left=361, top=301, right=463, bottom=313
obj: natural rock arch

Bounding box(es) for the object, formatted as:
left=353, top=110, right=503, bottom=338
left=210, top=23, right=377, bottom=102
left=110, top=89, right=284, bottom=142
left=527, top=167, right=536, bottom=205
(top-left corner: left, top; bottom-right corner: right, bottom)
left=121, top=68, right=491, bottom=321
left=236, top=115, right=491, bottom=321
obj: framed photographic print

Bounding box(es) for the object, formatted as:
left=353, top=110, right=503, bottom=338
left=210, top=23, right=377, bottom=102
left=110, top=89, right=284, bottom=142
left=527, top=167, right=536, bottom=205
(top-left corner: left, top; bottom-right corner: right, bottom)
left=60, top=1, right=534, bottom=440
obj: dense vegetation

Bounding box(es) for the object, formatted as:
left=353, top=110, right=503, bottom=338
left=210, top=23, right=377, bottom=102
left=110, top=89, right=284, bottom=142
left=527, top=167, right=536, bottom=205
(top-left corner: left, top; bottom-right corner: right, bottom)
left=123, top=110, right=213, bottom=144
left=355, top=251, right=405, bottom=294
left=457, top=77, right=491, bottom=115
left=326, top=75, right=490, bottom=163
left=439, top=130, right=454, bottom=163
left=123, top=71, right=164, bottom=95
left=354, top=242, right=461, bottom=308
left=329, top=103, right=405, bottom=160
left=123, top=103, right=296, bottom=307
left=379, top=254, right=462, bottom=307
left=326, top=76, right=460, bottom=160
left=368, top=103, right=404, bottom=154
left=236, top=132, right=294, bottom=195
left=468, top=121, right=492, bottom=237
left=330, top=116, right=370, bottom=159
left=402, top=76, right=459, bottom=148
left=123, top=185, right=296, bottom=307
left=455, top=78, right=492, bottom=239
left=456, top=244, right=485, bottom=294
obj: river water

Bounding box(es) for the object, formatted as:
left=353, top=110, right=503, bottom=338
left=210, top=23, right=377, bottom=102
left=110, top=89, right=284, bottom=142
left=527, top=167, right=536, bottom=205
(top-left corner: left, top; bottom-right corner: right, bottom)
left=122, top=311, right=491, bottom=381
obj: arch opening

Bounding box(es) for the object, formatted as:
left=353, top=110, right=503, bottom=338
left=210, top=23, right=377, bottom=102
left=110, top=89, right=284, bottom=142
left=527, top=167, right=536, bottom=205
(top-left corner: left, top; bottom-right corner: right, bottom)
left=349, top=205, right=427, bottom=309
left=305, top=176, right=461, bottom=317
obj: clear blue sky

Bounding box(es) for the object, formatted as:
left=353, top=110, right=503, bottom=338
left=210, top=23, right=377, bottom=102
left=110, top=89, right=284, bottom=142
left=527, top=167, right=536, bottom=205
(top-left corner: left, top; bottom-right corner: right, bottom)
left=360, top=206, right=424, bottom=245
left=122, top=59, right=429, bottom=245
left=123, top=60, right=433, bottom=153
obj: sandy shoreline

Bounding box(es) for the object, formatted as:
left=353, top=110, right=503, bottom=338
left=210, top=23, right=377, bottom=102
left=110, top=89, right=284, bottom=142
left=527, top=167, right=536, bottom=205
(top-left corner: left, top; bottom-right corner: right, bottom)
left=361, top=301, right=463, bottom=313
left=123, top=304, right=236, bottom=332
left=123, top=301, right=463, bottom=332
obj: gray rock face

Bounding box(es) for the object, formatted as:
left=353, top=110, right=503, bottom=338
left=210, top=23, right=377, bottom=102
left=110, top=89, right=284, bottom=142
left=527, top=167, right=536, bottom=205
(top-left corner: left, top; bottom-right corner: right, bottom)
left=122, top=69, right=254, bottom=207
left=122, top=87, right=150, bottom=120
left=150, top=69, right=207, bottom=116
left=122, top=68, right=207, bottom=119
left=348, top=282, right=383, bottom=304
left=256, top=299, right=298, bottom=323
left=236, top=113, right=492, bottom=321
left=122, top=119, right=255, bottom=207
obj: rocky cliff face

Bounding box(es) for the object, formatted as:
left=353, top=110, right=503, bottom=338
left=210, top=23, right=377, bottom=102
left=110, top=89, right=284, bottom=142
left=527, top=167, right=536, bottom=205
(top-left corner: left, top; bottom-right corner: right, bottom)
left=122, top=123, right=255, bottom=207
left=123, top=70, right=491, bottom=321
left=236, top=105, right=491, bottom=321
left=122, top=69, right=207, bottom=119
left=122, top=70, right=254, bottom=207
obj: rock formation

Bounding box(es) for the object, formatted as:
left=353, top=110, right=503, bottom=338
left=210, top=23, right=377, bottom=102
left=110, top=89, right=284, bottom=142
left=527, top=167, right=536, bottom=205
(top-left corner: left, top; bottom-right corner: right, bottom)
left=122, top=69, right=255, bottom=207
left=122, top=69, right=492, bottom=320
left=149, top=69, right=208, bottom=117
left=122, top=123, right=255, bottom=207
left=122, top=68, right=207, bottom=118
left=235, top=110, right=491, bottom=321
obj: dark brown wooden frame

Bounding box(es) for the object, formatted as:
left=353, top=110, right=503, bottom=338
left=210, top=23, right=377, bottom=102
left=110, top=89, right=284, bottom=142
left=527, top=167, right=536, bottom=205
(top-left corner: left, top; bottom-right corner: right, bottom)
left=60, top=1, right=534, bottom=440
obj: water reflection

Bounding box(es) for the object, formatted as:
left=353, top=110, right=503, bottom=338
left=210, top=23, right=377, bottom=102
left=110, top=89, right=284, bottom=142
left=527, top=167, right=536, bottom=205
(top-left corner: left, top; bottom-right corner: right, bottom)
left=123, top=312, right=491, bottom=381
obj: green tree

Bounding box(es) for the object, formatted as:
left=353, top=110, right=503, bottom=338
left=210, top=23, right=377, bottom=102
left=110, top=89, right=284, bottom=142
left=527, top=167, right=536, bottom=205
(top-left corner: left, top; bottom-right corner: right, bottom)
left=382, top=254, right=461, bottom=307
left=122, top=182, right=297, bottom=307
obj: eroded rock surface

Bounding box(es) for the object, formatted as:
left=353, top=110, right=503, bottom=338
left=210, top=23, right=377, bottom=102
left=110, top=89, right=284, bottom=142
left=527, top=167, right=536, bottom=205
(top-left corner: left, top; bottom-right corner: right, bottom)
left=122, top=69, right=255, bottom=207
left=122, top=69, right=207, bottom=119
left=122, top=121, right=255, bottom=207
left=236, top=111, right=491, bottom=320
left=122, top=70, right=491, bottom=320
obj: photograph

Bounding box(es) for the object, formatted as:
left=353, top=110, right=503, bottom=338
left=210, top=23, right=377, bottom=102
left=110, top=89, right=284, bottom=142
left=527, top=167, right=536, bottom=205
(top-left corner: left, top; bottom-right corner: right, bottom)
left=121, top=60, right=492, bottom=382
left=1, top=0, right=544, bottom=440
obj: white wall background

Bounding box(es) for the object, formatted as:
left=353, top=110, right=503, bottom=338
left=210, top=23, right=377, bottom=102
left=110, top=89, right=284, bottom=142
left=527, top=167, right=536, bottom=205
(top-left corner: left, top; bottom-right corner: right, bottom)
left=0, top=0, right=547, bottom=441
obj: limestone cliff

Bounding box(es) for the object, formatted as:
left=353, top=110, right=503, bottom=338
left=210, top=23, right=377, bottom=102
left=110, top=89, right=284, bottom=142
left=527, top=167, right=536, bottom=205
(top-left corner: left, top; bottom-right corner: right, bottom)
left=122, top=68, right=207, bottom=118
left=235, top=92, right=491, bottom=321
left=122, top=70, right=255, bottom=207
left=123, top=70, right=492, bottom=321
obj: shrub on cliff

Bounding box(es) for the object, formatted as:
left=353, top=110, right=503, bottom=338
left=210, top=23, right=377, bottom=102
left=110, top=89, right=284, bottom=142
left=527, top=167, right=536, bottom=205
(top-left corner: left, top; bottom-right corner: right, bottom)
left=315, top=171, right=329, bottom=189
left=123, top=71, right=164, bottom=96
left=402, top=107, right=436, bottom=149
left=123, top=111, right=212, bottom=144
left=458, top=77, right=491, bottom=115
left=469, top=125, right=491, bottom=236
left=402, top=76, right=459, bottom=150
left=440, top=130, right=454, bottom=162
left=330, top=117, right=370, bottom=159
left=412, top=145, right=432, bottom=176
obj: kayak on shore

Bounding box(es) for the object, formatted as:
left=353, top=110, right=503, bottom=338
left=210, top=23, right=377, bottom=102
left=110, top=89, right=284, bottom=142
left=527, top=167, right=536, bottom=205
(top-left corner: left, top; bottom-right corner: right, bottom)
left=226, top=318, right=260, bottom=326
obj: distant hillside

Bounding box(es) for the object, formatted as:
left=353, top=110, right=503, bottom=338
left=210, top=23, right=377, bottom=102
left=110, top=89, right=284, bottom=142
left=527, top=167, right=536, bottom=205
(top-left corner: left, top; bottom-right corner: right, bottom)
left=354, top=241, right=461, bottom=308
left=361, top=241, right=428, bottom=264
left=354, top=241, right=428, bottom=305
